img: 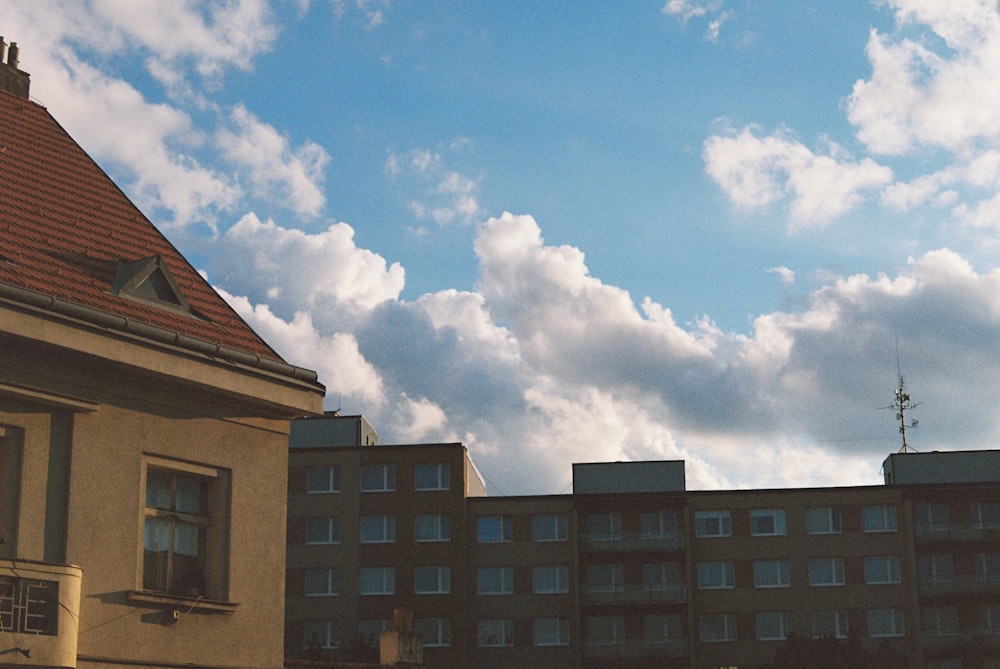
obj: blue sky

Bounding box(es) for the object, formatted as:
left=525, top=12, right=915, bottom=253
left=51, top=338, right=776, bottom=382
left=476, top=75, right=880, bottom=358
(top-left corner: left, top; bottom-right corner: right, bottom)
left=8, top=0, right=1000, bottom=494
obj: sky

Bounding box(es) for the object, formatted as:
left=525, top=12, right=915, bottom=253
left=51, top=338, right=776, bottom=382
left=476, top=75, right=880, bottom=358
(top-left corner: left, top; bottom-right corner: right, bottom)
left=6, top=0, right=1000, bottom=495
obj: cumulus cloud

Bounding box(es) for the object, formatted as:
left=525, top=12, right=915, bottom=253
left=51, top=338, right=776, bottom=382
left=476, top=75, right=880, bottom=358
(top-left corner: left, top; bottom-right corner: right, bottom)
left=386, top=146, right=483, bottom=226
left=703, top=127, right=893, bottom=228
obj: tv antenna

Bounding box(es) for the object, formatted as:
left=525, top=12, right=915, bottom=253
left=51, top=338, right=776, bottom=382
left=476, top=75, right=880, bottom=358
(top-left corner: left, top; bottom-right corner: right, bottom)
left=879, top=339, right=920, bottom=452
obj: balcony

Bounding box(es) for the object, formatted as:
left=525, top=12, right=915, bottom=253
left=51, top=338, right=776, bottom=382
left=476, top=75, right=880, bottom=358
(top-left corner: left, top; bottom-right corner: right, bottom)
left=916, top=526, right=1000, bottom=545
left=0, top=559, right=82, bottom=667
left=582, top=639, right=687, bottom=660
left=919, top=576, right=1000, bottom=598
left=581, top=532, right=684, bottom=553
left=582, top=584, right=686, bottom=606
left=922, top=630, right=1000, bottom=652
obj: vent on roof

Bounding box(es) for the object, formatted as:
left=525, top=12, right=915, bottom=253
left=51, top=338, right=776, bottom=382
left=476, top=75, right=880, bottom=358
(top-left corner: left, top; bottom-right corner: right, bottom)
left=111, top=255, right=192, bottom=312
left=0, top=38, right=29, bottom=99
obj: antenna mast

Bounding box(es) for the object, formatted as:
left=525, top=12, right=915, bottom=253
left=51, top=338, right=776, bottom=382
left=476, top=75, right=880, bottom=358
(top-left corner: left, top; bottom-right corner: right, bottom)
left=884, top=339, right=920, bottom=453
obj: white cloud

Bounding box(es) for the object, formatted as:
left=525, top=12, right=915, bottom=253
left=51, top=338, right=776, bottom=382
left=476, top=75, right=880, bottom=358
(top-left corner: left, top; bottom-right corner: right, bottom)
left=703, top=127, right=893, bottom=228
left=387, top=146, right=483, bottom=226
left=767, top=266, right=796, bottom=285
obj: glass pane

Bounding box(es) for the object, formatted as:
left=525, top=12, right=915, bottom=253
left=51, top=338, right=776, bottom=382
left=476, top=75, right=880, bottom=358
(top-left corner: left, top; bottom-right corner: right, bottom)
left=143, top=517, right=169, bottom=591
left=145, top=470, right=172, bottom=509
left=175, top=475, right=205, bottom=515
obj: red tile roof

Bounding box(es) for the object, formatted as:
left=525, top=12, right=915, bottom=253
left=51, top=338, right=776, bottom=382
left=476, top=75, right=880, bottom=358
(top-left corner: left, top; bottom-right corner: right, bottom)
left=0, top=87, right=301, bottom=371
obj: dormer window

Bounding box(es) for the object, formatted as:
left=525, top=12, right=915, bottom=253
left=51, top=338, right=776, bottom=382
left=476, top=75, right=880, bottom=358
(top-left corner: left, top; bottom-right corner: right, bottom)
left=111, top=255, right=191, bottom=313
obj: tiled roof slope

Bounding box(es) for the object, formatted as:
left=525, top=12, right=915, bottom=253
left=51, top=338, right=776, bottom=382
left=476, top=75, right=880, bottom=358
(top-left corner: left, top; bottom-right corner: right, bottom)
left=0, top=88, right=292, bottom=368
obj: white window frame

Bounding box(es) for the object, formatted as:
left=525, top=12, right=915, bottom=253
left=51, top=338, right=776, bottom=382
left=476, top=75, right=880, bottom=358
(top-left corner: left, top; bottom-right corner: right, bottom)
left=305, top=465, right=341, bottom=494
left=811, top=610, right=849, bottom=639
left=805, top=506, right=842, bottom=534
left=977, top=552, right=1000, bottom=582
left=919, top=553, right=954, bottom=583
left=755, top=611, right=791, bottom=641
left=303, top=621, right=339, bottom=649
left=867, top=608, right=905, bottom=638
left=414, top=618, right=451, bottom=647
left=532, top=565, right=569, bottom=594
left=644, top=613, right=682, bottom=644
left=923, top=606, right=959, bottom=636
left=586, top=563, right=624, bottom=593
left=358, top=619, right=392, bottom=647
left=359, top=567, right=395, bottom=596
left=640, top=511, right=677, bottom=539
left=643, top=561, right=680, bottom=593
left=414, top=513, right=450, bottom=542
left=864, top=555, right=901, bottom=585
left=750, top=508, right=787, bottom=536
left=478, top=619, right=514, bottom=647
left=862, top=504, right=897, bottom=532
left=477, top=515, right=512, bottom=543
left=753, top=559, right=790, bottom=588
left=585, top=512, right=622, bottom=541
left=695, top=510, right=731, bottom=538
left=533, top=617, right=570, bottom=647
left=531, top=513, right=567, bottom=542
left=915, top=503, right=950, bottom=531
left=808, top=557, right=846, bottom=586
left=981, top=605, right=1000, bottom=634
left=698, top=561, right=735, bottom=589
left=359, top=515, right=395, bottom=543
left=304, top=516, right=340, bottom=545
left=360, top=464, right=395, bottom=492
left=700, top=613, right=737, bottom=642
left=477, top=566, right=514, bottom=595
left=414, top=463, right=450, bottom=491
left=973, top=502, right=1000, bottom=529
left=304, top=568, right=340, bottom=597
left=413, top=566, right=450, bottom=595
left=587, top=615, right=626, bottom=646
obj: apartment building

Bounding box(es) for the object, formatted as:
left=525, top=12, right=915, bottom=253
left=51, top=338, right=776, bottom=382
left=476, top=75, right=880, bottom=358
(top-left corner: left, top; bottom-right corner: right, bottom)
left=286, top=414, right=1000, bottom=669
left=0, top=44, right=325, bottom=669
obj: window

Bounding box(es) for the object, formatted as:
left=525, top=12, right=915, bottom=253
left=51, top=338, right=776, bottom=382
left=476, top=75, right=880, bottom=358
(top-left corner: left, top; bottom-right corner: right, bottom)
left=358, top=619, right=391, bottom=647
left=533, top=618, right=570, bottom=646
left=695, top=510, right=731, bottom=537
left=972, top=501, right=1000, bottom=529
left=698, top=561, right=735, bottom=589
left=923, top=607, right=959, bottom=635
left=478, top=619, right=514, bottom=647
left=304, top=568, right=340, bottom=596
left=756, top=612, right=791, bottom=641
left=644, top=614, right=681, bottom=644
left=867, top=608, right=905, bottom=637
left=531, top=514, right=567, bottom=542
left=532, top=565, right=569, bottom=594
left=414, top=566, right=450, bottom=594
left=862, top=504, right=897, bottom=532
left=303, top=621, right=339, bottom=649
left=808, top=558, right=845, bottom=586
left=915, top=503, right=950, bottom=531
left=754, top=559, right=790, bottom=588
left=359, top=515, right=395, bottom=543
left=585, top=512, right=622, bottom=541
left=414, top=463, right=449, bottom=491
left=640, top=511, right=677, bottom=539
left=919, top=554, right=954, bottom=584
left=414, top=514, right=450, bottom=542
left=143, top=462, right=228, bottom=598
left=864, top=556, right=901, bottom=584
left=0, top=576, right=58, bottom=635
left=750, top=508, right=786, bottom=536
left=478, top=567, right=514, bottom=595
left=982, top=605, right=1000, bottom=634
left=700, top=613, right=737, bottom=642
left=360, top=464, right=395, bottom=492
left=588, top=616, right=626, bottom=645
left=359, top=567, right=395, bottom=595
left=415, top=618, right=451, bottom=647
left=305, top=465, right=341, bottom=493
left=643, top=562, right=680, bottom=594
left=805, top=506, right=842, bottom=534
left=977, top=553, right=1000, bottom=582
left=477, top=515, right=512, bottom=543
left=811, top=610, right=848, bottom=639
left=586, top=564, right=624, bottom=592
left=304, top=516, right=340, bottom=545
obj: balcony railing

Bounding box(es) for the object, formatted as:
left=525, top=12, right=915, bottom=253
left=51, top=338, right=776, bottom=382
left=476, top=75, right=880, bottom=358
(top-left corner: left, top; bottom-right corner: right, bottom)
left=580, top=532, right=684, bottom=553
left=919, top=576, right=1000, bottom=598
left=915, top=526, right=1000, bottom=544
left=0, top=559, right=82, bottom=668
left=582, top=639, right=687, bottom=659
left=922, top=630, right=1000, bottom=651
left=581, top=583, right=686, bottom=605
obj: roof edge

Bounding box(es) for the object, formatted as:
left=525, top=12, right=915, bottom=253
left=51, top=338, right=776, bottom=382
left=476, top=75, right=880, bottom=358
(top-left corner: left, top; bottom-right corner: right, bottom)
left=0, top=282, right=320, bottom=384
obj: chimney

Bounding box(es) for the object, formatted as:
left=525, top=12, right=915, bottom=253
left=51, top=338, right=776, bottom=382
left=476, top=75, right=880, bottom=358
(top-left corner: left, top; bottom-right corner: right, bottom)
left=0, top=37, right=29, bottom=99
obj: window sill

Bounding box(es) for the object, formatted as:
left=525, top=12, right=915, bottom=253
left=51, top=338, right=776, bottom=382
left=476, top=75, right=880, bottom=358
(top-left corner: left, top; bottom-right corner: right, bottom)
left=128, top=590, right=240, bottom=615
